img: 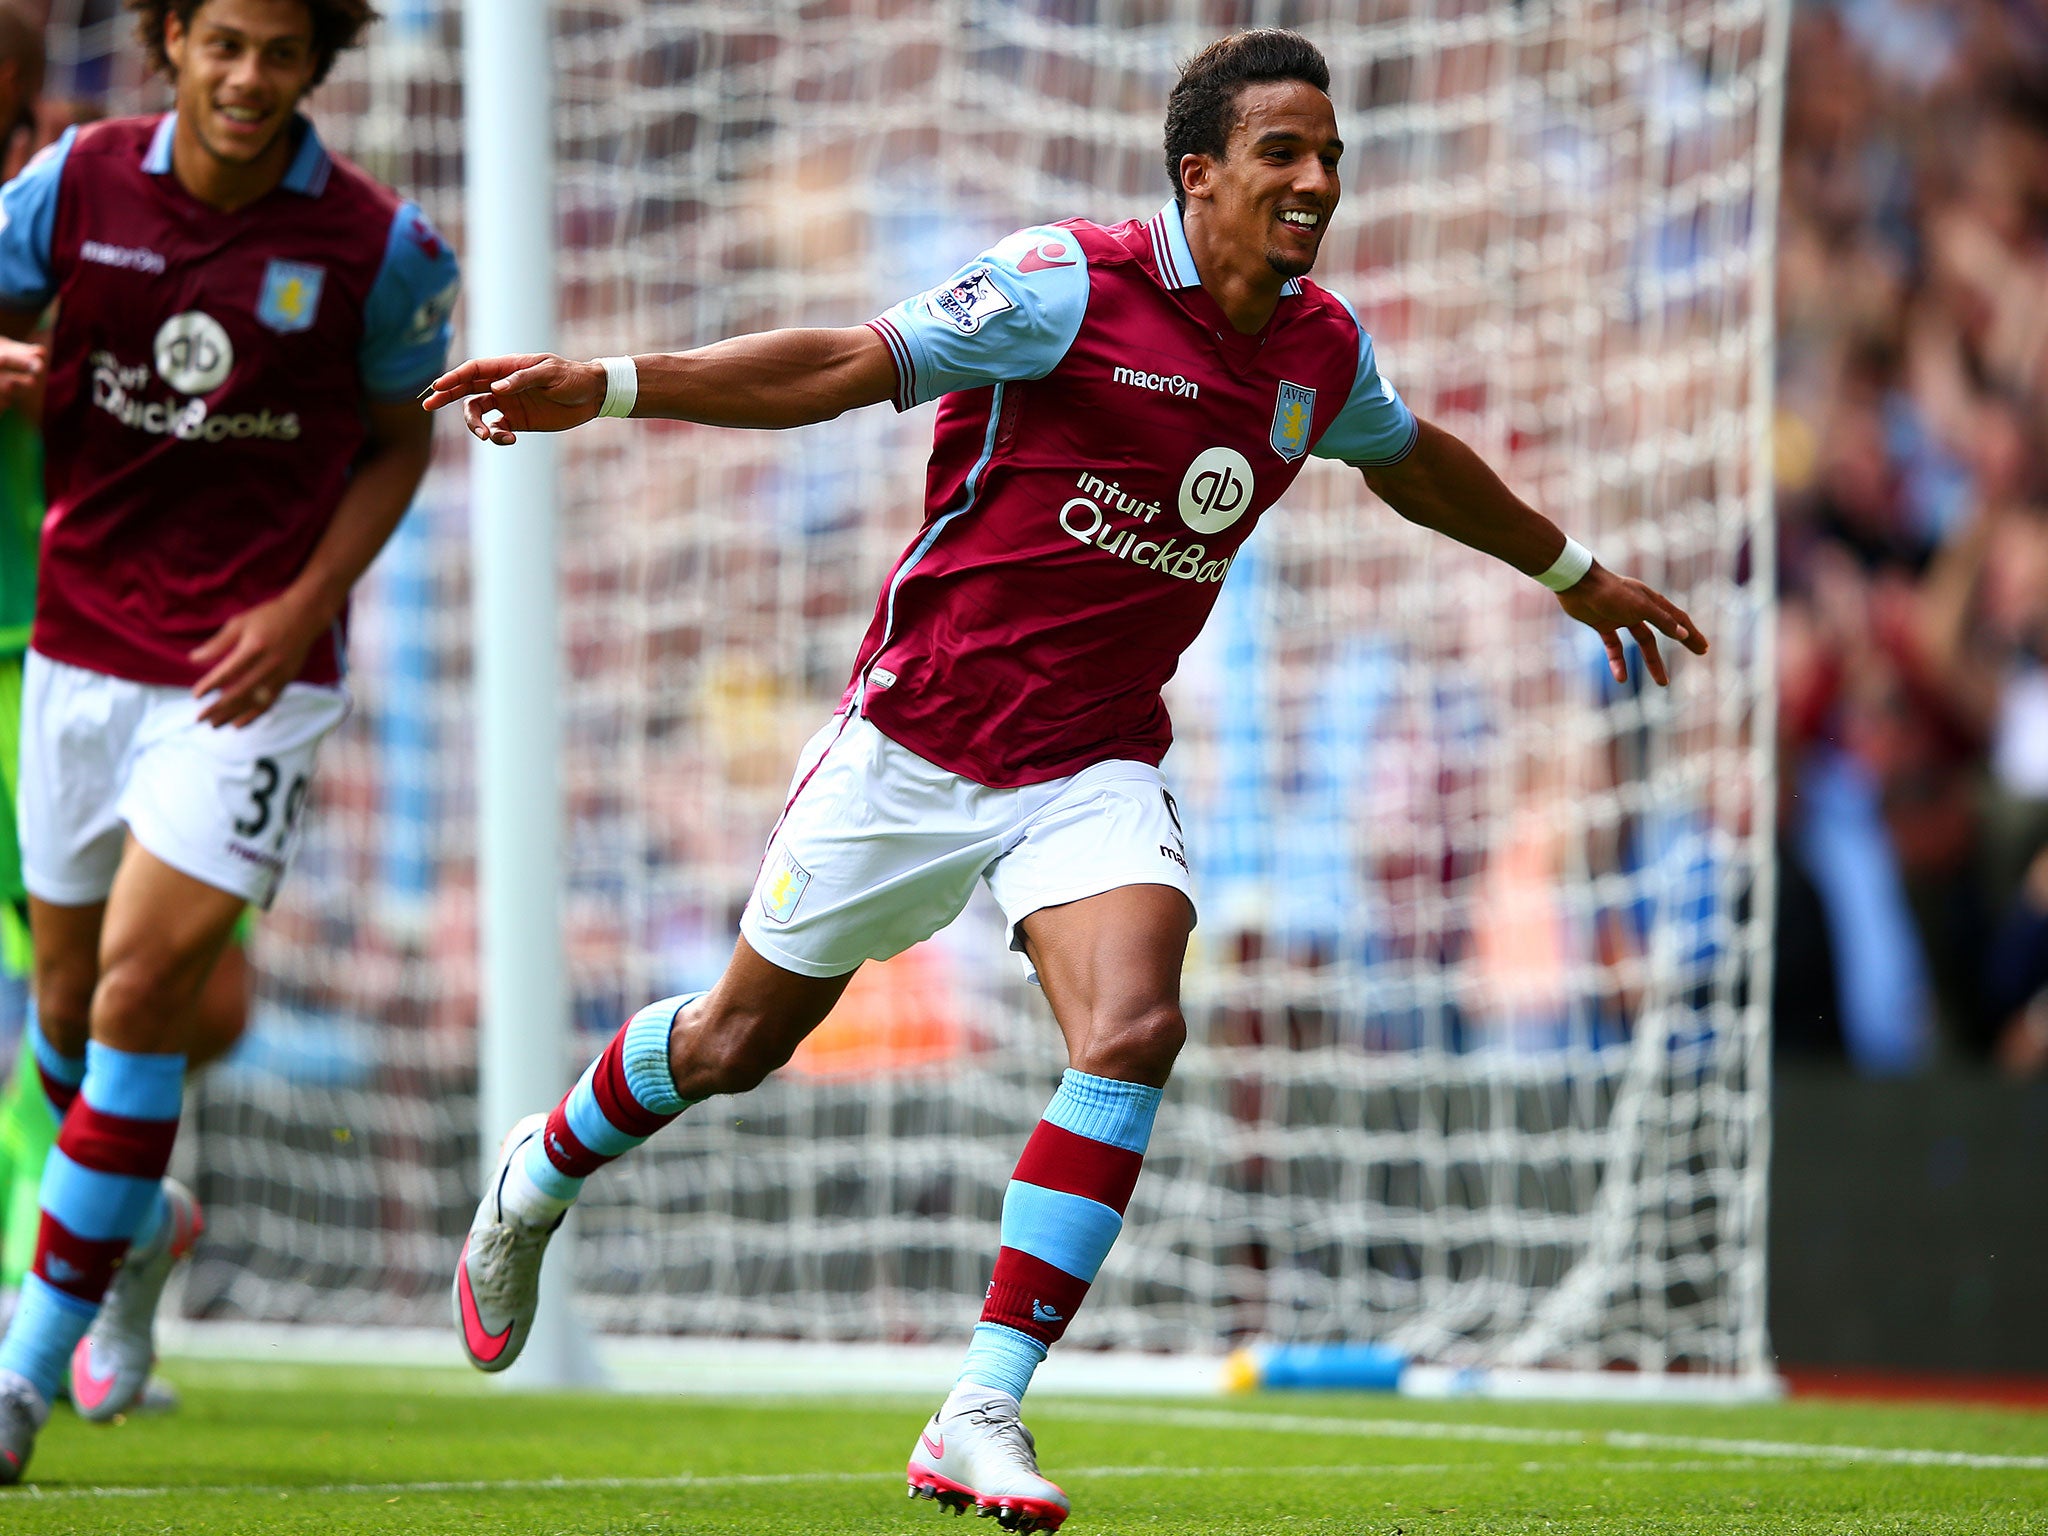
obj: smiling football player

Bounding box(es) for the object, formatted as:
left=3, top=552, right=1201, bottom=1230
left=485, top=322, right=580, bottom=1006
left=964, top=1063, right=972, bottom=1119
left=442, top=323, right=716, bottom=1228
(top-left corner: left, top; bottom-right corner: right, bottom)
left=0, top=0, right=457, bottom=1482
left=429, top=28, right=1701, bottom=1532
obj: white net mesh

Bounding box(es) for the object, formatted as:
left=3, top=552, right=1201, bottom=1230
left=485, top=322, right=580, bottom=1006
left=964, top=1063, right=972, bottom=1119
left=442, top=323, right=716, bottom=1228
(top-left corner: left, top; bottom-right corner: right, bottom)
left=53, top=0, right=1783, bottom=1373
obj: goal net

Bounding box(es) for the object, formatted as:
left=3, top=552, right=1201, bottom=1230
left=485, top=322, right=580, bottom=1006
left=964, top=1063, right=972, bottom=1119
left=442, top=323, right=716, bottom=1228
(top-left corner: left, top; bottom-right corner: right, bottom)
left=53, top=0, right=1784, bottom=1378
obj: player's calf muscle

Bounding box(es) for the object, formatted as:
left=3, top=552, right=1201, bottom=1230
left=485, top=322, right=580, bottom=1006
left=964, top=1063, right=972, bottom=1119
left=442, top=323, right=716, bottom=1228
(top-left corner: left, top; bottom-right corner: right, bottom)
left=666, top=1000, right=816, bottom=1098
left=26, top=902, right=99, bottom=1055
left=660, top=942, right=855, bottom=1097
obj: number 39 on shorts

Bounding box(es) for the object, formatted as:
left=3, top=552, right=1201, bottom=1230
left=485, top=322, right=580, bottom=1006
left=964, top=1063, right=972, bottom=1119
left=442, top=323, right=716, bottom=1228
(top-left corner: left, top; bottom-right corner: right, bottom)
left=232, top=755, right=309, bottom=845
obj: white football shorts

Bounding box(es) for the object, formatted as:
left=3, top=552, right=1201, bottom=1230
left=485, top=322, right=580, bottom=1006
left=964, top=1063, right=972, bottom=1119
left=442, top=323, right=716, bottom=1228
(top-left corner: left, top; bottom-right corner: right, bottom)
left=18, top=649, right=349, bottom=911
left=739, top=711, right=1195, bottom=983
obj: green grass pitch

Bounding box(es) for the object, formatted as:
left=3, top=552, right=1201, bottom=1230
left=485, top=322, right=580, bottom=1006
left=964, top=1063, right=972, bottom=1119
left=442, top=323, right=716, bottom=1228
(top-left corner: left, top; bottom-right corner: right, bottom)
left=0, top=1362, right=2043, bottom=1534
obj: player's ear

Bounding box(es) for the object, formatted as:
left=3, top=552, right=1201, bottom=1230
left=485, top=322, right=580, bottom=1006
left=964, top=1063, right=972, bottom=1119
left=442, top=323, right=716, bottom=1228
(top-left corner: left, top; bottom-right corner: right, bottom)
left=162, top=8, right=188, bottom=74
left=1178, top=152, right=1217, bottom=203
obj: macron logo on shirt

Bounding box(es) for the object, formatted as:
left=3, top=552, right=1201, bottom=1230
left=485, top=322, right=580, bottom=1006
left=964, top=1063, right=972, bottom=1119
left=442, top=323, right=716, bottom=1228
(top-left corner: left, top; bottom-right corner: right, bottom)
left=82, top=240, right=167, bottom=275
left=1112, top=365, right=1199, bottom=401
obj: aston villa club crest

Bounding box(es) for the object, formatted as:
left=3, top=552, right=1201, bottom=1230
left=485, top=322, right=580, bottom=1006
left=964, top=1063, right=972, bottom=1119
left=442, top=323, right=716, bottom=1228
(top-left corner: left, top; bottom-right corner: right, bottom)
left=758, top=846, right=813, bottom=925
left=1270, top=380, right=1315, bottom=462
left=256, top=259, right=325, bottom=334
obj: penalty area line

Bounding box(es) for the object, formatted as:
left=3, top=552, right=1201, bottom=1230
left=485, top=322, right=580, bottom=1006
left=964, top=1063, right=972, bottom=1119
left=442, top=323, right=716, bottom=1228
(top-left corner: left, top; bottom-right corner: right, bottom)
left=1072, top=1405, right=2048, bottom=1472
left=2, top=1458, right=1825, bottom=1503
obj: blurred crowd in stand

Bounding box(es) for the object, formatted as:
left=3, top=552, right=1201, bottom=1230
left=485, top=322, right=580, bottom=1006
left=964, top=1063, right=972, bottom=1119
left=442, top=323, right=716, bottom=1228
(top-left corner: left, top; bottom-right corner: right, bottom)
left=1775, top=0, right=2048, bottom=1075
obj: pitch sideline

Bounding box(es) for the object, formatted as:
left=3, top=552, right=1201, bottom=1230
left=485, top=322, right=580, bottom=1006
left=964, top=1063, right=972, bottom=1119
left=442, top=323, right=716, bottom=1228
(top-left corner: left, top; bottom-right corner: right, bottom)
left=1082, top=1404, right=2048, bottom=1472
left=0, top=1457, right=1922, bottom=1503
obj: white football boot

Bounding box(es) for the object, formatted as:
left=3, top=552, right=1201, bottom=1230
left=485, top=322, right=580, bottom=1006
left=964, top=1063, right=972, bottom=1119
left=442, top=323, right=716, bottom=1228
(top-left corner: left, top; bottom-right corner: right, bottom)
left=453, top=1113, right=560, bottom=1372
left=0, top=1369, right=47, bottom=1485
left=70, top=1177, right=203, bottom=1423
left=907, top=1382, right=1070, bottom=1532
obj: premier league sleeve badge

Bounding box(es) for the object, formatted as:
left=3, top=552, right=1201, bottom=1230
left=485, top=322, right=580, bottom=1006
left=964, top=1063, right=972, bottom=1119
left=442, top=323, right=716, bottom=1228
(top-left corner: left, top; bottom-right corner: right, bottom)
left=924, top=266, right=1016, bottom=336
left=257, top=259, right=326, bottom=334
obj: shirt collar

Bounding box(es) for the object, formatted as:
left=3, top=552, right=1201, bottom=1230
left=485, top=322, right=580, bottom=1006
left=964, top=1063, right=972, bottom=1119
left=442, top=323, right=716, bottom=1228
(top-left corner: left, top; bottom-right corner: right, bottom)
left=1145, top=198, right=1304, bottom=297
left=142, top=112, right=333, bottom=197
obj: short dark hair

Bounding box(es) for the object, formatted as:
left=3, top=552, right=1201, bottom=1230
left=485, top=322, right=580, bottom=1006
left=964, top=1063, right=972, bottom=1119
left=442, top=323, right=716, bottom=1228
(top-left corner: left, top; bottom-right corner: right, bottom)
left=0, top=2, right=45, bottom=105
left=128, top=0, right=381, bottom=88
left=1164, top=30, right=1331, bottom=207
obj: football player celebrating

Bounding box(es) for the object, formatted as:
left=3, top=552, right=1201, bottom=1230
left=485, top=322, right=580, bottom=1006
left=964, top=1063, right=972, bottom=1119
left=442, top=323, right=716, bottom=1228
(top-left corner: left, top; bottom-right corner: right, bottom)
left=430, top=30, right=1698, bottom=1533
left=0, top=0, right=457, bottom=1482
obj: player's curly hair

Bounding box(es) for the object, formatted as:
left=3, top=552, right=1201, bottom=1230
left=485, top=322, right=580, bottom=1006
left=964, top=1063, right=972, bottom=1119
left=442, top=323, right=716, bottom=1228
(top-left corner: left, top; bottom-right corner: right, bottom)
left=1164, top=30, right=1331, bottom=207
left=127, top=0, right=381, bottom=88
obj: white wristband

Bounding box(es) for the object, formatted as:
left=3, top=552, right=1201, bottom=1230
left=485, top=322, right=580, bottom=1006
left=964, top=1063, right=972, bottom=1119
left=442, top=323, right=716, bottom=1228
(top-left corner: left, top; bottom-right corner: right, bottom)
left=596, top=355, right=638, bottom=419
left=1535, top=536, right=1594, bottom=592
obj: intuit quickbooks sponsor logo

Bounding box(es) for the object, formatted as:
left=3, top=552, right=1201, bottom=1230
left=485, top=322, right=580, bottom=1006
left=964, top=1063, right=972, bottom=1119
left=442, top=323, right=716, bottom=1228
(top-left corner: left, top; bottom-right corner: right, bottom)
left=1178, top=446, right=1254, bottom=534
left=155, top=311, right=233, bottom=393
left=90, top=351, right=300, bottom=443
left=1112, top=364, right=1199, bottom=399
left=1059, top=474, right=1234, bottom=586
left=1071, top=471, right=1162, bottom=524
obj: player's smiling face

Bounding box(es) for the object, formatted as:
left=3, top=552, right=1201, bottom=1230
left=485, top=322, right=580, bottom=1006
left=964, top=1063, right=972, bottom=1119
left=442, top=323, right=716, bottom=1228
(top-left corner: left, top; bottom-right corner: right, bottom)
left=1200, top=80, right=1342, bottom=282
left=165, top=0, right=320, bottom=172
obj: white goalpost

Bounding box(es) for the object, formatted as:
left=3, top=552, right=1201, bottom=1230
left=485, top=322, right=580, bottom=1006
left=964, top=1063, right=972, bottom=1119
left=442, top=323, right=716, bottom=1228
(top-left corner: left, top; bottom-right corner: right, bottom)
left=56, top=1, right=1788, bottom=1396
left=458, top=0, right=598, bottom=1389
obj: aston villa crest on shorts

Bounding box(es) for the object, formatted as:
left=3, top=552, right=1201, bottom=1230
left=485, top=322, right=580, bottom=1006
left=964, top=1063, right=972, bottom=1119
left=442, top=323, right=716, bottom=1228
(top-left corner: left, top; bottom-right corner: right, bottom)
left=758, top=845, right=813, bottom=925
left=257, top=259, right=325, bottom=334
left=1270, top=380, right=1315, bottom=461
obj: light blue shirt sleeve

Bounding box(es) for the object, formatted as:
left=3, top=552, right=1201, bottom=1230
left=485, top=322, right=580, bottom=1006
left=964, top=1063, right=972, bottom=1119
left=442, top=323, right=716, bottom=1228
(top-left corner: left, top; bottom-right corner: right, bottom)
left=868, top=225, right=1090, bottom=410
left=1313, top=291, right=1419, bottom=467
left=359, top=201, right=460, bottom=401
left=0, top=127, right=74, bottom=311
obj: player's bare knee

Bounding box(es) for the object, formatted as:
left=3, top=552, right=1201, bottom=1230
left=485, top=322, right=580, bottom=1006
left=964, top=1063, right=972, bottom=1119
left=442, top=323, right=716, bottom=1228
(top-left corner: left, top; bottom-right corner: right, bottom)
left=1077, top=1002, right=1185, bottom=1082
left=1124, top=1002, right=1188, bottom=1070
left=89, top=953, right=192, bottom=1053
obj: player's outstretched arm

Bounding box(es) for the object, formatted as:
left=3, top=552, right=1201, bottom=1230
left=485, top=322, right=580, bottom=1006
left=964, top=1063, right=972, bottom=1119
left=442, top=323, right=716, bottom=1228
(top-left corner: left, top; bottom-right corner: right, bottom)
left=421, top=325, right=899, bottom=444
left=1363, top=417, right=1709, bottom=687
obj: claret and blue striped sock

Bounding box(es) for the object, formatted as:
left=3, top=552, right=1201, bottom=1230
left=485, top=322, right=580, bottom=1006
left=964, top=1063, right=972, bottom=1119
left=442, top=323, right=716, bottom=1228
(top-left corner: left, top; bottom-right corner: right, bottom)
left=0, top=1042, right=183, bottom=1404
left=497, top=994, right=705, bottom=1226
left=28, top=1016, right=84, bottom=1118
left=959, top=1069, right=1164, bottom=1404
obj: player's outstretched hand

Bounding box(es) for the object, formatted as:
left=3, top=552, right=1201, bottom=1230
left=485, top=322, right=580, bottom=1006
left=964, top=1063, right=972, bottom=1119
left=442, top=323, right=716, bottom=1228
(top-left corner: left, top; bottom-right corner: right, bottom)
left=1555, top=564, right=1708, bottom=687
left=420, top=353, right=607, bottom=444
left=189, top=594, right=328, bottom=728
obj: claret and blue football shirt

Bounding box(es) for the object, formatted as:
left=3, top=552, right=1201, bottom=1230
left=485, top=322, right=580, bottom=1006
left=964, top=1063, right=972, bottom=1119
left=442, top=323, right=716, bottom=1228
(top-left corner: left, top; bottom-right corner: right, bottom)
left=0, top=113, right=459, bottom=687
left=854, top=199, right=1417, bottom=787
